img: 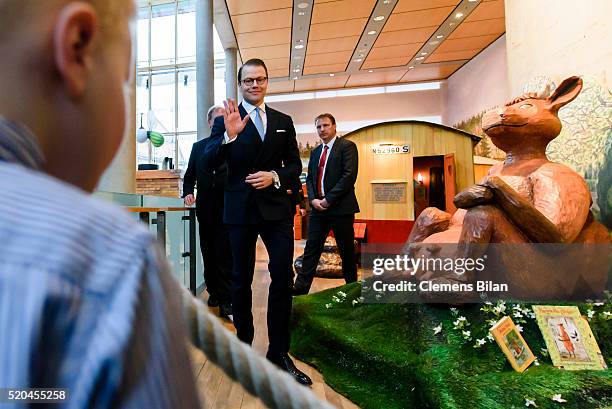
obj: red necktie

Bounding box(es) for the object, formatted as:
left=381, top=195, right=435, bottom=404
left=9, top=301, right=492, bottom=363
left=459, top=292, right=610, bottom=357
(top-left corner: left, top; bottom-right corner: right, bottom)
left=317, top=145, right=329, bottom=198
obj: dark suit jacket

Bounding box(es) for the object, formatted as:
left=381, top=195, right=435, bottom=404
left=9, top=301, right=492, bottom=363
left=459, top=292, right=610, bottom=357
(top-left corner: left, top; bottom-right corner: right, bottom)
left=204, top=104, right=301, bottom=224
left=306, top=137, right=360, bottom=216
left=183, top=138, right=227, bottom=218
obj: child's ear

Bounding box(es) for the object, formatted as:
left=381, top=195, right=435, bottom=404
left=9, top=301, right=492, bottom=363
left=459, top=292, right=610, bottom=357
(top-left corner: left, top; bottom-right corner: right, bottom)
left=546, top=76, right=583, bottom=113
left=53, top=3, right=98, bottom=98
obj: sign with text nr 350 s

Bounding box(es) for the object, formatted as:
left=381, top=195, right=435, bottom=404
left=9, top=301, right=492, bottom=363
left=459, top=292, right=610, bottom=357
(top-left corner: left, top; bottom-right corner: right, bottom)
left=372, top=144, right=410, bottom=154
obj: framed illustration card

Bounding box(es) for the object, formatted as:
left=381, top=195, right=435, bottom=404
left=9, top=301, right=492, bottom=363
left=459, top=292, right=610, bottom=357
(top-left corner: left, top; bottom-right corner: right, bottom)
left=490, top=316, right=536, bottom=372
left=532, top=305, right=605, bottom=371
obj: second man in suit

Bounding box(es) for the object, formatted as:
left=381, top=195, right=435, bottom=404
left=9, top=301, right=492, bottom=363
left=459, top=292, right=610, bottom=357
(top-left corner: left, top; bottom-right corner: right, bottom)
left=293, top=113, right=360, bottom=295
left=204, top=59, right=311, bottom=385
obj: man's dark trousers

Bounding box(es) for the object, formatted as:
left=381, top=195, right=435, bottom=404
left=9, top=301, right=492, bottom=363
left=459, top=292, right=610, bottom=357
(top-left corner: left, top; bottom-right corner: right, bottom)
left=228, top=218, right=294, bottom=354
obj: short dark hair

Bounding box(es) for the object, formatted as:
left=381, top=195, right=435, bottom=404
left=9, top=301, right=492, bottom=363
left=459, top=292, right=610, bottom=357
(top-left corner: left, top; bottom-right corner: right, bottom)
left=238, top=59, right=268, bottom=83
left=315, top=113, right=336, bottom=125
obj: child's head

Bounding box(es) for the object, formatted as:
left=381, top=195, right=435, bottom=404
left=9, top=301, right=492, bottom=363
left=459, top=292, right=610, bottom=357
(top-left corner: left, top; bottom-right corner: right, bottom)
left=0, top=0, right=135, bottom=191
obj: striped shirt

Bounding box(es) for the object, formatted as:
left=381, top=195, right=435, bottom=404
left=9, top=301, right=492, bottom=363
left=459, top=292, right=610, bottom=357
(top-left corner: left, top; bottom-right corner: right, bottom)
left=0, top=118, right=201, bottom=408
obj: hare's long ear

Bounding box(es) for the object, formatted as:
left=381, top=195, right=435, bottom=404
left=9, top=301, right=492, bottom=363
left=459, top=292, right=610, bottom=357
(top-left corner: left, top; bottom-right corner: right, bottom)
left=546, top=76, right=583, bottom=112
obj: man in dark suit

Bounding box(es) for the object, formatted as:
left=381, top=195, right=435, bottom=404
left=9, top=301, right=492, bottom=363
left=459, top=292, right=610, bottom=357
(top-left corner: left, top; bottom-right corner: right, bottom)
left=293, top=113, right=360, bottom=295
left=183, top=106, right=232, bottom=318
left=203, top=59, right=311, bottom=385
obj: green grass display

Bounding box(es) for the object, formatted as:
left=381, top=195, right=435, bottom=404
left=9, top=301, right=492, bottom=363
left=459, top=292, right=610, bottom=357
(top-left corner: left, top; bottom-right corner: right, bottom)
left=290, top=283, right=612, bottom=409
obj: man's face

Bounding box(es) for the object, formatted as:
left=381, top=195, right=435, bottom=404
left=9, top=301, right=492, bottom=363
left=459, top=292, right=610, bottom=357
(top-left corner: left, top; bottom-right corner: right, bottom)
left=208, top=107, right=224, bottom=128
left=316, top=117, right=336, bottom=144
left=239, top=64, right=268, bottom=106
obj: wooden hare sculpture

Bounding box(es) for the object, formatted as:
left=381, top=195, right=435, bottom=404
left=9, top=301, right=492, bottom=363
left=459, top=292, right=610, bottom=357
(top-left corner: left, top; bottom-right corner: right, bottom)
left=405, top=76, right=610, bottom=299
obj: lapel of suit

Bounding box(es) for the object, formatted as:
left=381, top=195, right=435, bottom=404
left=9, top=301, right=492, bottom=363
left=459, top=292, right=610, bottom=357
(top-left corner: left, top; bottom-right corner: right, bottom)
left=326, top=137, right=340, bottom=168
left=239, top=103, right=263, bottom=149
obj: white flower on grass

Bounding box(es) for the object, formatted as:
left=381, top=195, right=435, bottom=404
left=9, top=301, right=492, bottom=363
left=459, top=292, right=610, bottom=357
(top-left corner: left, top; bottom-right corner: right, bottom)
left=351, top=299, right=359, bottom=307
left=325, top=303, right=332, bottom=309
left=493, top=304, right=506, bottom=315
left=449, top=307, right=459, bottom=315
left=433, top=324, right=442, bottom=335
left=462, top=330, right=471, bottom=339
left=453, top=316, right=468, bottom=328
left=474, top=338, right=486, bottom=348
left=551, top=394, right=567, bottom=403
left=540, top=348, right=549, bottom=357
left=488, top=319, right=498, bottom=327
left=533, top=359, right=540, bottom=366
left=485, top=301, right=493, bottom=306
left=514, top=311, right=524, bottom=318
left=604, top=311, right=611, bottom=318
left=525, top=398, right=537, bottom=407
left=486, top=333, right=494, bottom=342
left=338, top=291, right=347, bottom=298
left=516, top=324, right=523, bottom=333
left=587, top=309, right=595, bottom=320
left=593, top=302, right=604, bottom=306
left=513, top=304, right=522, bottom=310
left=332, top=296, right=341, bottom=303
left=529, top=312, right=536, bottom=319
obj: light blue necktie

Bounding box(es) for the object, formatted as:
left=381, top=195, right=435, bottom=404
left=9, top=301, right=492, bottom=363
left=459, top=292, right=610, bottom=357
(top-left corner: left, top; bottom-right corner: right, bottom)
left=253, top=107, right=265, bottom=140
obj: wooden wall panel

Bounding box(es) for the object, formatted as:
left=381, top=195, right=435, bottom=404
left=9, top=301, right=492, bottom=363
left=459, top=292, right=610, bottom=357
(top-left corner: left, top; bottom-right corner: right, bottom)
left=344, top=122, right=475, bottom=221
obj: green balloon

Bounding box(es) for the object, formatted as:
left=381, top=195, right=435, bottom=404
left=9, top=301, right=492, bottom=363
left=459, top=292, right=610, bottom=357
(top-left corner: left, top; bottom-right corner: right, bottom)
left=148, top=131, right=164, bottom=148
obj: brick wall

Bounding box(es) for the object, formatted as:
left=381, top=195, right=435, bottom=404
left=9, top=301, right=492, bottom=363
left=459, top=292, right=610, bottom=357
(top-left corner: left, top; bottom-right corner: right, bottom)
left=136, top=170, right=182, bottom=198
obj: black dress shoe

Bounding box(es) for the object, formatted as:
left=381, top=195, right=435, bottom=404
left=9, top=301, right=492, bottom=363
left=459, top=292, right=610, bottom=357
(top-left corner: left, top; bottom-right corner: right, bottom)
left=219, top=303, right=233, bottom=320
left=292, top=281, right=311, bottom=296
left=207, top=294, right=219, bottom=307
left=267, top=353, right=312, bottom=385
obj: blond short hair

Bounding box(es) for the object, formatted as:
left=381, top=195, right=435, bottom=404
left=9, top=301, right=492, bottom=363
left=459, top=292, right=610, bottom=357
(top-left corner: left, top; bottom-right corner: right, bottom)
left=0, top=0, right=131, bottom=40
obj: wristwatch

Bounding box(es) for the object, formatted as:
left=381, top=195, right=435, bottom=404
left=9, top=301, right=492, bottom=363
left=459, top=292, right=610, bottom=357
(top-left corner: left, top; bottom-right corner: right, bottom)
left=271, top=171, right=281, bottom=189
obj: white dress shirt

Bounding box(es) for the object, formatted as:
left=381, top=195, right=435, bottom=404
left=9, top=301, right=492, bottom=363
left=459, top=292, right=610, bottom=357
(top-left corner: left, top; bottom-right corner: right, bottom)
left=319, top=135, right=337, bottom=196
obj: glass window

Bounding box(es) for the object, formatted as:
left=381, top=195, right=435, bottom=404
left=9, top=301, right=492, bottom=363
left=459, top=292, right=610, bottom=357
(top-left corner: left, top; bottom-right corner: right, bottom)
left=150, top=3, right=176, bottom=66
left=177, top=1, right=196, bottom=64
left=137, top=7, right=150, bottom=65
left=178, top=69, right=197, bottom=132
left=151, top=71, right=176, bottom=132
left=177, top=133, right=197, bottom=170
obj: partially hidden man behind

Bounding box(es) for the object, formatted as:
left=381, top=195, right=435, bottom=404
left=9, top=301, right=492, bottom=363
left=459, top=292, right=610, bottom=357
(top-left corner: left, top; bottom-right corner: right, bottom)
left=293, top=113, right=360, bottom=295
left=183, top=106, right=232, bottom=319
left=203, top=58, right=312, bottom=385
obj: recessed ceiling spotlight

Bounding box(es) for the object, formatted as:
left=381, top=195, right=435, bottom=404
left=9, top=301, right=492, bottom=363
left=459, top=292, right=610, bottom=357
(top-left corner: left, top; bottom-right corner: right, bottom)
left=358, top=49, right=366, bottom=53
left=368, top=70, right=373, bottom=73
left=455, top=12, right=463, bottom=18
left=383, top=0, right=390, bottom=3
left=373, top=16, right=385, bottom=21
left=420, top=52, right=428, bottom=55
left=292, top=76, right=298, bottom=80
left=449, top=22, right=456, bottom=26
left=329, top=73, right=335, bottom=77
left=408, top=66, right=415, bottom=69
left=294, top=44, right=304, bottom=49
left=358, top=54, right=365, bottom=58
left=293, top=56, right=301, bottom=59
left=298, top=11, right=305, bottom=16
left=468, top=0, right=479, bottom=2
left=415, top=56, right=425, bottom=60
left=355, top=58, right=363, bottom=62
left=367, top=30, right=377, bottom=35
left=297, top=2, right=309, bottom=9
left=293, top=69, right=300, bottom=73
left=430, top=41, right=439, bottom=45
left=436, top=35, right=444, bottom=39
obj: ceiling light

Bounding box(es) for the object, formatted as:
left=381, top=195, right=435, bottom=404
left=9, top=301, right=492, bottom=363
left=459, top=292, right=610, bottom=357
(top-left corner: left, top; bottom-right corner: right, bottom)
left=358, top=48, right=366, bottom=53
left=415, top=57, right=425, bottom=60
left=292, top=77, right=298, bottom=80
left=329, top=73, right=335, bottom=77
left=293, top=56, right=301, bottom=59
left=436, top=35, right=444, bottom=39
left=358, top=54, right=365, bottom=58
left=430, top=41, right=439, bottom=45
left=355, top=58, right=363, bottom=62
left=420, top=52, right=428, bottom=55
left=293, top=69, right=300, bottom=73
left=294, top=44, right=304, bottom=49
left=297, top=2, right=309, bottom=9
left=408, top=66, right=415, bottom=69
left=468, top=0, right=479, bottom=2
left=298, top=11, right=305, bottom=16
left=367, top=30, right=377, bottom=35
left=449, top=22, right=456, bottom=26
left=368, top=70, right=374, bottom=73
left=383, top=0, right=390, bottom=3
left=373, top=16, right=385, bottom=21
left=455, top=12, right=463, bottom=18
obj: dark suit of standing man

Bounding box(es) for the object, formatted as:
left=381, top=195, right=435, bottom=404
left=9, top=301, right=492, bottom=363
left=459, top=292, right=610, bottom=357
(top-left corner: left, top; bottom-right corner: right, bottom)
left=203, top=59, right=311, bottom=385
left=293, top=113, right=360, bottom=295
left=183, top=106, right=232, bottom=318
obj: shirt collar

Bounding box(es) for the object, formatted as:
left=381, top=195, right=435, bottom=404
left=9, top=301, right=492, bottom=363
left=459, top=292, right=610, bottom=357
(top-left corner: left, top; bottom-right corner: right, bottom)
left=322, top=135, right=337, bottom=150
left=0, top=116, right=45, bottom=170
left=241, top=99, right=266, bottom=115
